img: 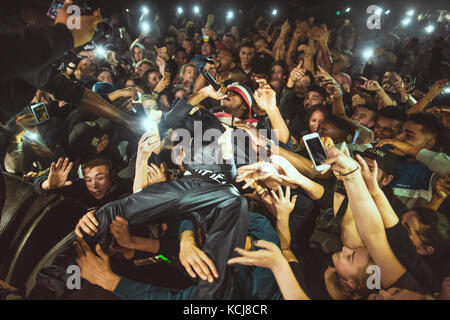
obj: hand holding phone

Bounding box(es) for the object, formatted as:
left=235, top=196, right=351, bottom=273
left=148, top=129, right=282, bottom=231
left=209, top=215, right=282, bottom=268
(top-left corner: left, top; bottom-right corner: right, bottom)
left=302, top=133, right=331, bottom=171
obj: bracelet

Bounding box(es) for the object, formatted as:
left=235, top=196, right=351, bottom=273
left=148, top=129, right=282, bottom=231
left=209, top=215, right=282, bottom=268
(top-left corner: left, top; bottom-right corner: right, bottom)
left=340, top=167, right=359, bottom=177
left=264, top=138, right=274, bottom=152
left=281, top=248, right=290, bottom=251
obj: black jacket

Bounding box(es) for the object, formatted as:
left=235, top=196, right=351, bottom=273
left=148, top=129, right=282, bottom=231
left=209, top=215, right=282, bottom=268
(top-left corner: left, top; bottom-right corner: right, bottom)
left=0, top=23, right=85, bottom=124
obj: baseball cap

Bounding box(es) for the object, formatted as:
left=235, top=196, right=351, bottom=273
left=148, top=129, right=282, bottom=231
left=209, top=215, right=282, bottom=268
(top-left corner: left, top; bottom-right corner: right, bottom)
left=226, top=82, right=254, bottom=119
left=354, top=148, right=397, bottom=175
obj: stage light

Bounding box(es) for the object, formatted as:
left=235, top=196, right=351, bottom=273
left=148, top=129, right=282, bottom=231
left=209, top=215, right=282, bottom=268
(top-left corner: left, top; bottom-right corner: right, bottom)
left=385, top=10, right=390, bottom=15
left=443, top=87, right=450, bottom=95
left=425, top=25, right=435, bottom=33
left=142, top=6, right=149, bottom=15
left=402, top=18, right=411, bottom=26
left=227, top=11, right=234, bottom=20
left=272, top=9, right=278, bottom=16
left=362, top=48, right=374, bottom=60
left=193, top=5, right=200, bottom=14
left=141, top=22, right=151, bottom=33
left=406, top=10, right=414, bottom=17
left=125, top=8, right=129, bottom=13
left=336, top=11, right=341, bottom=16
left=26, top=132, right=39, bottom=142
left=177, top=7, right=183, bottom=14
left=94, top=45, right=106, bottom=58
left=345, top=8, right=350, bottom=13
left=376, top=8, right=382, bottom=15
left=141, top=117, right=156, bottom=132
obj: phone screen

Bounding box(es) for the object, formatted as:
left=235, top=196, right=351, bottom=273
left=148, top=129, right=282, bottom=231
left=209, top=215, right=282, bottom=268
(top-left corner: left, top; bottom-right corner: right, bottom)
left=30, top=103, right=50, bottom=123
left=47, top=0, right=65, bottom=20
left=306, top=137, right=327, bottom=165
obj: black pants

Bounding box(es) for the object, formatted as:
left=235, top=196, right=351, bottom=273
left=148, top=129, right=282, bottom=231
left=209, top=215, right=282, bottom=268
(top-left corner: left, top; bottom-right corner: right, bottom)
left=85, top=178, right=249, bottom=300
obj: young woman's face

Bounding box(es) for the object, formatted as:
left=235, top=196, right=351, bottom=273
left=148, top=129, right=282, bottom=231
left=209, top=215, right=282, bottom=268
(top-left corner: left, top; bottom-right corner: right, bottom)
left=133, top=46, right=143, bottom=62
left=332, top=246, right=370, bottom=281
left=309, top=110, right=326, bottom=133
left=147, top=71, right=161, bottom=90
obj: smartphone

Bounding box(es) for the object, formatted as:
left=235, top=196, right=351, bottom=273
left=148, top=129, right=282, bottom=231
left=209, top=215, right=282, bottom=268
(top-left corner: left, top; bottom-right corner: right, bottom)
left=302, top=133, right=331, bottom=171
left=29, top=102, right=50, bottom=124
left=47, top=0, right=65, bottom=20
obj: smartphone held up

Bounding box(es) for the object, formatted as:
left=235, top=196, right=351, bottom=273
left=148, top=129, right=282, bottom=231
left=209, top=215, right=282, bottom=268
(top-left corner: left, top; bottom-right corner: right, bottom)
left=302, top=133, right=331, bottom=172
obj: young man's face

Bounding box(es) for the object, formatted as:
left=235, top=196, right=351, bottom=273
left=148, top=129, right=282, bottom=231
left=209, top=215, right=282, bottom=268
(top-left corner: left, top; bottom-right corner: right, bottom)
left=271, top=65, right=285, bottom=81
left=201, top=42, right=213, bottom=56
left=294, top=75, right=311, bottom=97
left=183, top=40, right=194, bottom=55
left=304, top=90, right=325, bottom=111
left=136, top=62, right=152, bottom=79
left=216, top=50, right=234, bottom=73
left=373, top=115, right=403, bottom=142
left=220, top=90, right=245, bottom=118
left=239, top=46, right=254, bottom=67
left=222, top=35, right=235, bottom=51
left=318, top=120, right=346, bottom=144
left=83, top=165, right=112, bottom=200
left=394, top=121, right=435, bottom=157
left=97, top=71, right=113, bottom=84
left=175, top=51, right=188, bottom=68
left=351, top=106, right=377, bottom=128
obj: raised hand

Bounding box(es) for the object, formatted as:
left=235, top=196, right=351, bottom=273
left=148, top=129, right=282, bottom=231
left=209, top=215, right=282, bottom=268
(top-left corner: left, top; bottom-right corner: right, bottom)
left=271, top=186, right=298, bottom=219
left=375, top=139, right=420, bottom=157
left=179, top=232, right=218, bottom=283
left=56, top=1, right=102, bottom=48
left=355, top=153, right=379, bottom=196
left=42, top=157, right=73, bottom=190
left=287, top=60, right=306, bottom=87
left=154, top=46, right=169, bottom=61
left=236, top=162, right=281, bottom=189
left=154, top=72, right=171, bottom=93
left=147, top=163, right=167, bottom=185
left=280, top=19, right=291, bottom=37
left=137, top=130, right=161, bottom=160
left=74, top=238, right=120, bottom=291
left=360, top=77, right=382, bottom=92
left=227, top=240, right=285, bottom=271
left=109, top=216, right=133, bottom=248
left=75, top=209, right=99, bottom=238
left=429, top=79, right=449, bottom=96
left=322, top=145, right=359, bottom=177
left=254, top=79, right=277, bottom=112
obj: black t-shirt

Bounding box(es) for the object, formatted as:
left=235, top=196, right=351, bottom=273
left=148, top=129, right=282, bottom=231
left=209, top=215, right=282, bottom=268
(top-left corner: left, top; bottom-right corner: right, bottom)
left=385, top=221, right=439, bottom=294
left=289, top=251, right=333, bottom=300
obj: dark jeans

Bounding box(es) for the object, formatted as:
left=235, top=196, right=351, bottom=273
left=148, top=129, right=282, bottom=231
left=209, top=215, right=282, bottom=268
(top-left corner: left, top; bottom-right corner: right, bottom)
left=85, top=178, right=249, bottom=300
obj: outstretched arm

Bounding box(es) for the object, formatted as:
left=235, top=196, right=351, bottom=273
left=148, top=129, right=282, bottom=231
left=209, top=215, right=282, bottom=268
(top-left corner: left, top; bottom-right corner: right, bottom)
left=323, top=146, right=407, bottom=288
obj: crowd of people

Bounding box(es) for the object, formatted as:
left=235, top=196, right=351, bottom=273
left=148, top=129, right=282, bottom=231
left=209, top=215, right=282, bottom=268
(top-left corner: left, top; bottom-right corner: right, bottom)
left=1, top=0, right=450, bottom=300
